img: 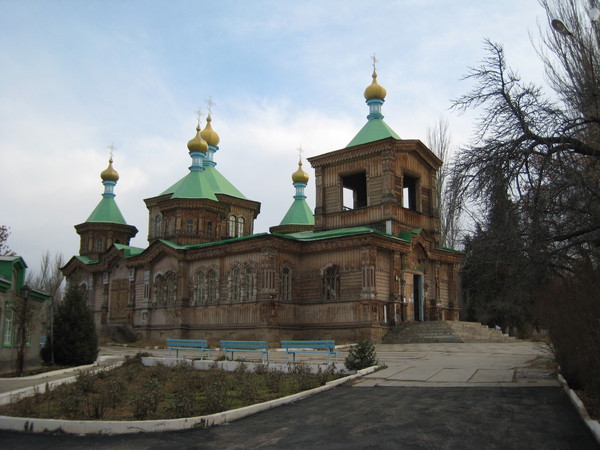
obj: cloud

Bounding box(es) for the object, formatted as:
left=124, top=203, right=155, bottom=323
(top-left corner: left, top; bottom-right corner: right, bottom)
left=0, top=0, right=552, bottom=273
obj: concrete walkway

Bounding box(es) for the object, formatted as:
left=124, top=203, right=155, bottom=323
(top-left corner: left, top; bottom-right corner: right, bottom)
left=359, top=342, right=557, bottom=387
left=0, top=342, right=598, bottom=449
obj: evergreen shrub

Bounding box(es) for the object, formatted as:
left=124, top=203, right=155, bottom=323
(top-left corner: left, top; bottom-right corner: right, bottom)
left=344, top=340, right=378, bottom=371
left=41, top=284, right=98, bottom=366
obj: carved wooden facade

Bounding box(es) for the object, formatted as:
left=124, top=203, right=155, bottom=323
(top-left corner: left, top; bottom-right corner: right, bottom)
left=64, top=136, right=462, bottom=344
left=63, top=86, right=462, bottom=344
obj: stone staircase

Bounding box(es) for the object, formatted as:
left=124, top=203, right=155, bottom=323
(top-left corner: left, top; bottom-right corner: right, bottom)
left=382, top=321, right=517, bottom=344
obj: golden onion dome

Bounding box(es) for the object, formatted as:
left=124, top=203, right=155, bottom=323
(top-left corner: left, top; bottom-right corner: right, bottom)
left=292, top=159, right=309, bottom=184
left=100, top=158, right=119, bottom=182
left=200, top=115, right=220, bottom=147
left=187, top=125, right=208, bottom=153
left=364, top=71, right=387, bottom=100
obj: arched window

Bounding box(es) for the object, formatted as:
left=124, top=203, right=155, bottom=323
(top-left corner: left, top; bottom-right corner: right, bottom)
left=207, top=221, right=214, bottom=236
left=194, top=271, right=205, bottom=305
left=230, top=267, right=242, bottom=302
left=3, top=307, right=14, bottom=347
left=228, top=215, right=236, bottom=237
left=95, top=237, right=104, bottom=251
left=154, top=271, right=177, bottom=306
left=282, top=267, right=292, bottom=301
left=186, top=218, right=194, bottom=235
left=237, top=217, right=245, bottom=237
left=323, top=265, right=339, bottom=301
left=154, top=274, right=165, bottom=305
left=207, top=270, right=218, bottom=303
left=166, top=272, right=177, bottom=304
left=155, top=215, right=162, bottom=237
left=242, top=266, right=254, bottom=301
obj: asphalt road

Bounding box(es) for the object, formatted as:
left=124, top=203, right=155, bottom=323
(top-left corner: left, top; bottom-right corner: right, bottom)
left=1, top=386, right=597, bottom=449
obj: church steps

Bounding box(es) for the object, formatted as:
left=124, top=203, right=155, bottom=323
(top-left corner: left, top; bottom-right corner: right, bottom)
left=383, top=321, right=516, bottom=343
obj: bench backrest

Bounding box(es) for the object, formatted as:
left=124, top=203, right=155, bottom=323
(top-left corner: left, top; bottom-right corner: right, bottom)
left=281, top=340, right=336, bottom=350
left=166, top=338, right=208, bottom=348
left=220, top=340, right=268, bottom=350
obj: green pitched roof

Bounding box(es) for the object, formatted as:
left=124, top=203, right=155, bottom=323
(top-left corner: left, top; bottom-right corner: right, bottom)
left=276, top=226, right=409, bottom=242
left=75, top=255, right=99, bottom=265
left=0, top=256, right=26, bottom=282
left=113, top=244, right=145, bottom=258
left=279, top=199, right=314, bottom=226
left=161, top=166, right=247, bottom=200
left=86, top=197, right=128, bottom=224
left=346, top=118, right=401, bottom=148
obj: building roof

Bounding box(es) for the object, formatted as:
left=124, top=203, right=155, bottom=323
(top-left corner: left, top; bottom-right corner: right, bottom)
left=0, top=256, right=27, bottom=280
left=161, top=166, right=247, bottom=200
left=276, top=226, right=409, bottom=242
left=75, top=255, right=99, bottom=265
left=346, top=118, right=401, bottom=148
left=278, top=198, right=314, bottom=226
left=86, top=197, right=128, bottom=224
left=113, top=243, right=145, bottom=257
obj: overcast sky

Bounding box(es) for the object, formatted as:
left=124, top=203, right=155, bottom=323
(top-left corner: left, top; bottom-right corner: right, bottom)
left=1, top=0, right=550, bottom=274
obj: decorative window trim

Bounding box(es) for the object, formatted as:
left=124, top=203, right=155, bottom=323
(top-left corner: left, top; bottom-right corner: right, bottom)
left=153, top=271, right=177, bottom=306
left=2, top=304, right=14, bottom=348
left=186, top=218, right=194, bottom=235
left=228, top=215, right=237, bottom=237
left=207, top=269, right=218, bottom=303
left=237, top=217, right=245, bottom=237
left=322, top=264, right=340, bottom=302
left=154, top=215, right=163, bottom=237
left=281, top=266, right=292, bottom=301
left=230, top=267, right=242, bottom=302
left=194, top=271, right=205, bottom=305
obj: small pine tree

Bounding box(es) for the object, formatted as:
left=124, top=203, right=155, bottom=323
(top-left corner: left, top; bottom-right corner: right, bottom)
left=42, top=284, right=98, bottom=365
left=344, top=340, right=378, bottom=371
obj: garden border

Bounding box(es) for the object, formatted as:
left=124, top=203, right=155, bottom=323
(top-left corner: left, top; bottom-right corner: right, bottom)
left=0, top=361, right=376, bottom=435
left=557, top=373, right=600, bottom=445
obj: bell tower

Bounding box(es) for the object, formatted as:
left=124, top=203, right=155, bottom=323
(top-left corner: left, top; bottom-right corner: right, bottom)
left=308, top=65, right=442, bottom=244
left=75, top=152, right=138, bottom=260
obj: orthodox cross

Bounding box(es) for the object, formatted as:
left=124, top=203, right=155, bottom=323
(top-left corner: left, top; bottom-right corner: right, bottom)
left=206, top=97, right=215, bottom=116
left=107, top=143, right=116, bottom=161
left=195, top=108, right=203, bottom=125
left=371, top=53, right=378, bottom=72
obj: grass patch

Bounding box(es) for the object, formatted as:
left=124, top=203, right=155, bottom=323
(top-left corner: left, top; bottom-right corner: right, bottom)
left=0, top=354, right=343, bottom=420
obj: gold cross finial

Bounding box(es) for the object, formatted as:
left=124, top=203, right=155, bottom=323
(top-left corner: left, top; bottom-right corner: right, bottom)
left=195, top=108, right=203, bottom=125
left=107, top=143, right=116, bottom=161
left=206, top=97, right=215, bottom=116
left=371, top=53, right=378, bottom=72
left=297, top=146, right=304, bottom=160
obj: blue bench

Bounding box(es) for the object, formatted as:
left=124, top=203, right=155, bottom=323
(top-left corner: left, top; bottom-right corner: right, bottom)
left=39, top=336, right=47, bottom=347
left=280, top=340, right=337, bottom=363
left=220, top=340, right=270, bottom=363
left=166, top=338, right=211, bottom=359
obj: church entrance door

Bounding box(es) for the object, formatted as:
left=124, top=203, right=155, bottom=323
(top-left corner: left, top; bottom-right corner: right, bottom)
left=413, top=274, right=424, bottom=321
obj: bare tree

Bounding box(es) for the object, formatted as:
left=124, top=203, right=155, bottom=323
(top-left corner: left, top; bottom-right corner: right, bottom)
left=0, top=225, right=16, bottom=256
left=27, top=250, right=64, bottom=301
left=426, top=117, right=464, bottom=249
left=451, top=35, right=600, bottom=271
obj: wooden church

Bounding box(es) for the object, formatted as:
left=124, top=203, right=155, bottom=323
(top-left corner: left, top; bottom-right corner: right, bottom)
left=62, top=68, right=463, bottom=344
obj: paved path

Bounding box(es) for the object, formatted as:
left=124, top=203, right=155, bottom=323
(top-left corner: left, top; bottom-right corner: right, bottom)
left=360, top=342, right=557, bottom=387
left=0, top=342, right=598, bottom=449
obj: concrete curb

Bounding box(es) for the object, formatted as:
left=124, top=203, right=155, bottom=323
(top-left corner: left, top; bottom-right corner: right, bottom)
left=0, top=361, right=124, bottom=407
left=0, top=365, right=377, bottom=435
left=557, top=373, right=600, bottom=445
